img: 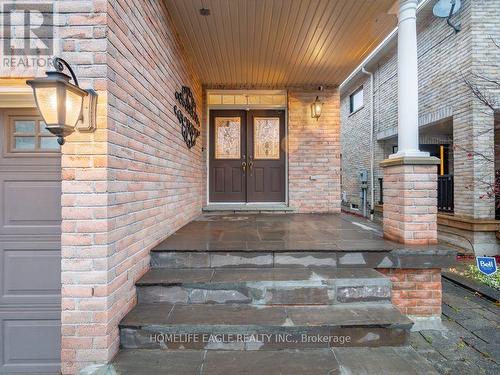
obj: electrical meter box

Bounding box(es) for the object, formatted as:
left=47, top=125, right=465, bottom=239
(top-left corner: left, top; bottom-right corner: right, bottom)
left=359, top=170, right=368, bottom=188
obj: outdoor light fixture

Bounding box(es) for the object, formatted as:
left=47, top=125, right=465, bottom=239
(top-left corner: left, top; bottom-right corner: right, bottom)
left=199, top=8, right=210, bottom=16
left=311, top=86, right=324, bottom=120
left=26, top=57, right=98, bottom=145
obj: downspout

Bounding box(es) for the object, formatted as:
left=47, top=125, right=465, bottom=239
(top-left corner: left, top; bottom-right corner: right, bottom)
left=362, top=67, right=375, bottom=221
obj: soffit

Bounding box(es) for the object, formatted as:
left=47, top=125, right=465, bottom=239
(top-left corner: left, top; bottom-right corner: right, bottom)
left=164, top=0, right=397, bottom=87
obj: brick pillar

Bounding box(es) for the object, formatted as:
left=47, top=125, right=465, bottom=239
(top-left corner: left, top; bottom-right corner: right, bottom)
left=381, top=157, right=440, bottom=245
left=288, top=89, right=341, bottom=213
left=378, top=269, right=442, bottom=317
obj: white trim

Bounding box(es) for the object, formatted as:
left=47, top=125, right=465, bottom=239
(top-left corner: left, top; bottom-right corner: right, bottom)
left=0, top=91, right=36, bottom=108
left=207, top=89, right=287, bottom=110
left=205, top=89, right=289, bottom=206
left=339, top=0, right=433, bottom=90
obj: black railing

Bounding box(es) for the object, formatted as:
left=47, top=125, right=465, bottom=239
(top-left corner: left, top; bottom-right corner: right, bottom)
left=378, top=175, right=454, bottom=212
left=438, top=175, right=454, bottom=212
left=378, top=177, right=384, bottom=204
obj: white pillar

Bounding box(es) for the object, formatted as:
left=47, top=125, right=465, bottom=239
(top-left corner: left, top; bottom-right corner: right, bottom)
left=391, top=0, right=428, bottom=158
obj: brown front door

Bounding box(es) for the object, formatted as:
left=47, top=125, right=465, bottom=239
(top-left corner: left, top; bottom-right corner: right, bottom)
left=209, top=109, right=286, bottom=203
left=247, top=110, right=286, bottom=202
left=209, top=110, right=247, bottom=202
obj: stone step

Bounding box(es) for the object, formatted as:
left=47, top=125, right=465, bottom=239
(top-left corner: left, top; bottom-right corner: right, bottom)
left=150, top=249, right=455, bottom=269
left=136, top=267, right=392, bottom=305
left=119, top=303, right=413, bottom=350
left=150, top=249, right=339, bottom=269
left=112, top=348, right=440, bottom=375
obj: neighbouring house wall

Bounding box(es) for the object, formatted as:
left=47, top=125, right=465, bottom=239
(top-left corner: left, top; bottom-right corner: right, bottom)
left=339, top=75, right=371, bottom=208
left=60, top=0, right=204, bottom=373
left=288, top=89, right=341, bottom=213
left=470, top=0, right=500, bottom=218
left=341, top=0, right=498, bottom=221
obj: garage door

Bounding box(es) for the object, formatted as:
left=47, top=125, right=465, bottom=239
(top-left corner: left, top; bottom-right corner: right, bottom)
left=0, top=109, right=61, bottom=374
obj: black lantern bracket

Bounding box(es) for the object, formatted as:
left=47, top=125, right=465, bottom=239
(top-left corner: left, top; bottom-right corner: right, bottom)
left=52, top=58, right=98, bottom=133
left=77, top=87, right=98, bottom=133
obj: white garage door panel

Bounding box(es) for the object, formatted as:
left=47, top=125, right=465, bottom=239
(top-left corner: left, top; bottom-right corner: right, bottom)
left=0, top=173, right=61, bottom=236
left=0, top=310, right=61, bottom=374
left=0, top=242, right=61, bottom=305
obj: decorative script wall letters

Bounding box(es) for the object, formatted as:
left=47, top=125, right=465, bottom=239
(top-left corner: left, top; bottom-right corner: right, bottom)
left=173, top=86, right=200, bottom=149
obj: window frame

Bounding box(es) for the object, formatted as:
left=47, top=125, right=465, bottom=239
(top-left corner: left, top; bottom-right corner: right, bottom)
left=349, top=86, right=364, bottom=114
left=8, top=114, right=60, bottom=154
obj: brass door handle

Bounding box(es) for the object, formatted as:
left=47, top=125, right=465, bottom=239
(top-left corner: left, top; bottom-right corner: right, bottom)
left=249, top=161, right=253, bottom=174
left=242, top=161, right=246, bottom=173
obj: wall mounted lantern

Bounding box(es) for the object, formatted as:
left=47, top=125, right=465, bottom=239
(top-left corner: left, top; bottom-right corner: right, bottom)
left=26, top=57, right=98, bottom=145
left=311, top=86, right=324, bottom=120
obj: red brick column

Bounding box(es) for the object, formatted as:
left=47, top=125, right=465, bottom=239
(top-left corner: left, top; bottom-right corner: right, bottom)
left=379, top=157, right=443, bottom=320
left=380, top=157, right=440, bottom=245
left=288, top=89, right=341, bottom=213
left=378, top=268, right=442, bottom=317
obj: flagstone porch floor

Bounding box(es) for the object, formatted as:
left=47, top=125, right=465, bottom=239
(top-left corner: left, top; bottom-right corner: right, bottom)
left=152, top=213, right=455, bottom=269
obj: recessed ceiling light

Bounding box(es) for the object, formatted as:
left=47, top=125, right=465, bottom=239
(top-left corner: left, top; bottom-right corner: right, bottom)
left=199, top=8, right=210, bottom=16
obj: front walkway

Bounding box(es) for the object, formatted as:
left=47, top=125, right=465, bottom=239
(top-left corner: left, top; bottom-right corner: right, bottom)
left=411, top=279, right=500, bottom=374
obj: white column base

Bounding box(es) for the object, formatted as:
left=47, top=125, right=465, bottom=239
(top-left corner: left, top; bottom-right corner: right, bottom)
left=389, top=150, right=430, bottom=159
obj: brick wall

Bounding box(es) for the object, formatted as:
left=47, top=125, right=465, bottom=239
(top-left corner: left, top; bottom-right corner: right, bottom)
left=54, top=2, right=108, bottom=374
left=340, top=0, right=499, bottom=220
left=382, top=162, right=438, bottom=245
left=378, top=269, right=442, bottom=317
left=339, top=76, right=371, bottom=207
left=60, top=0, right=204, bottom=373
left=0, top=1, right=110, bottom=373
left=288, top=89, right=341, bottom=213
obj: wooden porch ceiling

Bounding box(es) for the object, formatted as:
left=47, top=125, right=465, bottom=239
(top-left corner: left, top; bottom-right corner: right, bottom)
left=164, top=0, right=397, bottom=88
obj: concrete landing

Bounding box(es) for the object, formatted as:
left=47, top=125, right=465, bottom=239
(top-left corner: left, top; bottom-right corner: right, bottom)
left=154, top=213, right=399, bottom=252
left=150, top=214, right=456, bottom=269
left=111, top=347, right=440, bottom=374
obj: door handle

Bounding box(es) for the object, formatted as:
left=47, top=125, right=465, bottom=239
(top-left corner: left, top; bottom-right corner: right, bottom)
left=242, top=161, right=246, bottom=173
left=248, top=161, right=253, bottom=175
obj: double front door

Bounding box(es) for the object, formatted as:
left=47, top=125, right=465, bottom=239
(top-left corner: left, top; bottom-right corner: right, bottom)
left=209, top=109, right=286, bottom=202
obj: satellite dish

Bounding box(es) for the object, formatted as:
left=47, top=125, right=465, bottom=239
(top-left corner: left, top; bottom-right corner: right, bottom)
left=433, top=0, right=462, bottom=33
left=433, top=0, right=461, bottom=18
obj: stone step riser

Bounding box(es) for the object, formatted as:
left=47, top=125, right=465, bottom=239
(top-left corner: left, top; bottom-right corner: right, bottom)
left=119, top=326, right=409, bottom=350
left=150, top=251, right=341, bottom=269
left=137, top=282, right=392, bottom=305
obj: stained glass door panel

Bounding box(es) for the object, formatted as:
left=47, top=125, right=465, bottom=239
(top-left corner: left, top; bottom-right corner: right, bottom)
left=253, top=118, right=280, bottom=160
left=215, top=117, right=241, bottom=159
